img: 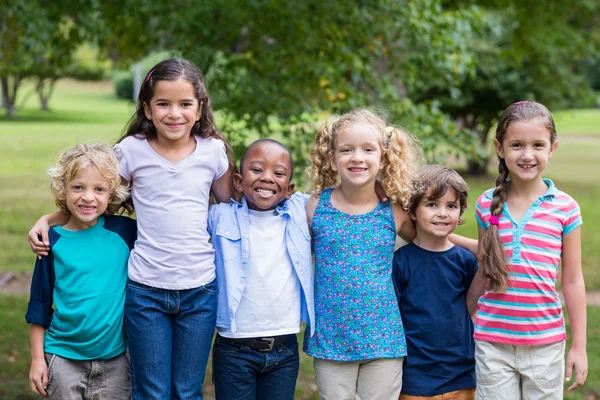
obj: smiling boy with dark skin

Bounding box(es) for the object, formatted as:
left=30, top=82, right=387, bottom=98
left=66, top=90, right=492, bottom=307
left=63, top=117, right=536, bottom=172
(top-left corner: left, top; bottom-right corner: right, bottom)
left=207, top=139, right=315, bottom=400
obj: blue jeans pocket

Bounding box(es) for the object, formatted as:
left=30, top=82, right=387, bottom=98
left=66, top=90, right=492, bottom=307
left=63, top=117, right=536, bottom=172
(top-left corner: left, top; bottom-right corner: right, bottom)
left=127, top=279, right=155, bottom=291
left=199, top=279, right=218, bottom=294
left=280, top=340, right=299, bottom=356
left=215, top=337, right=246, bottom=353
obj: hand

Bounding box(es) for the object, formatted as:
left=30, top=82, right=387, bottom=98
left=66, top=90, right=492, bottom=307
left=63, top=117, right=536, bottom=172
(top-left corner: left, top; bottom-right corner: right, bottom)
left=29, top=358, right=48, bottom=396
left=28, top=217, right=51, bottom=259
left=565, top=346, right=588, bottom=390
left=374, top=179, right=388, bottom=203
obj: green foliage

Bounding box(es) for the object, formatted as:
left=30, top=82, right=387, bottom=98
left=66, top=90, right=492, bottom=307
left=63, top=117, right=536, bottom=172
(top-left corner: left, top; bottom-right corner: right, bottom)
left=111, top=51, right=177, bottom=100
left=65, top=43, right=111, bottom=81
left=112, top=71, right=134, bottom=100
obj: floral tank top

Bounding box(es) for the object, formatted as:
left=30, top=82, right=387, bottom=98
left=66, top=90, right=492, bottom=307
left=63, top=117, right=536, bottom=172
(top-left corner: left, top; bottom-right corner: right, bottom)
left=304, top=188, right=407, bottom=361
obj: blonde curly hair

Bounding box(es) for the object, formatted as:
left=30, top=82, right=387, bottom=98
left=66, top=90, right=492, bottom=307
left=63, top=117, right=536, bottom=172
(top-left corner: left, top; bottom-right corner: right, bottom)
left=47, top=142, right=130, bottom=216
left=307, top=108, right=421, bottom=206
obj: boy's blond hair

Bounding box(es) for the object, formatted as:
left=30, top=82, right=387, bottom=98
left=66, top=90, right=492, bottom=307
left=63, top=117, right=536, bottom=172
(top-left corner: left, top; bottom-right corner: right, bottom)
left=47, top=142, right=129, bottom=215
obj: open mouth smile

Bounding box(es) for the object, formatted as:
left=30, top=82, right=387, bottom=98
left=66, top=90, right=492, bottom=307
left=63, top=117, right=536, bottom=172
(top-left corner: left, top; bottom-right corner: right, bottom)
left=349, top=167, right=367, bottom=172
left=518, top=164, right=536, bottom=169
left=78, top=205, right=97, bottom=214
left=255, top=188, right=276, bottom=196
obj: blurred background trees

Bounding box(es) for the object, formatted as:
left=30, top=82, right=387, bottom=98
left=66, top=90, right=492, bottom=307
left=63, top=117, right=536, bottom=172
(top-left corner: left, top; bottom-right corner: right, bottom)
left=2, top=0, right=598, bottom=174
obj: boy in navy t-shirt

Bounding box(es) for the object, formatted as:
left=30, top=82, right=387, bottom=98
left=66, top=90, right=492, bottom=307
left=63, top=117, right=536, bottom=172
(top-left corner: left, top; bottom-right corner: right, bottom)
left=25, top=142, right=136, bottom=399
left=393, top=165, right=479, bottom=400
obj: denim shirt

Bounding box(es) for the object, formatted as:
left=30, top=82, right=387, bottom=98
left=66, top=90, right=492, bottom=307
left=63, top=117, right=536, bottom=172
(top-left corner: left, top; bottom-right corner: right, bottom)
left=207, top=193, right=315, bottom=336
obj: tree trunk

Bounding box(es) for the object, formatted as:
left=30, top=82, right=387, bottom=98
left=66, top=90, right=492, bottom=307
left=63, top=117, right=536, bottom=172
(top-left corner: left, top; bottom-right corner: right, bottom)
left=1, top=76, right=20, bottom=118
left=466, top=156, right=489, bottom=175
left=36, top=78, right=56, bottom=111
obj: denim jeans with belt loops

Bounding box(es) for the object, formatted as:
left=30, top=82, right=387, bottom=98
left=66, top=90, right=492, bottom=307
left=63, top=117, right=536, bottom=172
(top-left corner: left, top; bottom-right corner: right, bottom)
left=125, top=278, right=218, bottom=400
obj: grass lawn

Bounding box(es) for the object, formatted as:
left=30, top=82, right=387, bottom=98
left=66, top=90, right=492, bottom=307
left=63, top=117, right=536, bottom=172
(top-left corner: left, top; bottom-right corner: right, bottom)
left=1, top=293, right=597, bottom=399
left=0, top=80, right=599, bottom=399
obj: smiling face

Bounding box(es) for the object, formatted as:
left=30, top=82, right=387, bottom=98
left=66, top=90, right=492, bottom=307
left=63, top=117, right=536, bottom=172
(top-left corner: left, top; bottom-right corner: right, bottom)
left=63, top=165, right=111, bottom=230
left=331, top=122, right=383, bottom=187
left=235, top=141, right=294, bottom=211
left=143, top=78, right=202, bottom=146
left=495, top=119, right=558, bottom=185
left=411, top=187, right=461, bottom=240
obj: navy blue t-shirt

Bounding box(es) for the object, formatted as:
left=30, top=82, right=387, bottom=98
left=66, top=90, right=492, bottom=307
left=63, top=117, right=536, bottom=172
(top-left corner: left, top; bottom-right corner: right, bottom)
left=392, top=242, right=478, bottom=396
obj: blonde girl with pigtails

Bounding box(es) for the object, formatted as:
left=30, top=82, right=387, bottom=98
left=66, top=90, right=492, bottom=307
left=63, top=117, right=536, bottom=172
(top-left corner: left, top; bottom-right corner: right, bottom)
left=303, top=108, right=419, bottom=399
left=472, top=101, right=587, bottom=399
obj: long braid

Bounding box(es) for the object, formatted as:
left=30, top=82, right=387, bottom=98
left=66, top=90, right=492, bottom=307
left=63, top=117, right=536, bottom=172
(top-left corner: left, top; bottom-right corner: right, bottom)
left=480, top=158, right=510, bottom=291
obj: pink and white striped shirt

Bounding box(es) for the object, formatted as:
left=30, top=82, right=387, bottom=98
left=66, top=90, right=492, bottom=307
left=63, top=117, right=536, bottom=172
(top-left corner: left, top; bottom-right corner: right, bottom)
left=474, top=179, right=582, bottom=345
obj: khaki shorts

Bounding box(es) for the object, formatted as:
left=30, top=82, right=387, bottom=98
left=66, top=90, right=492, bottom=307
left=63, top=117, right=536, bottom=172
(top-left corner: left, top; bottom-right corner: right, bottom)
left=314, top=357, right=404, bottom=400
left=475, top=340, right=565, bottom=400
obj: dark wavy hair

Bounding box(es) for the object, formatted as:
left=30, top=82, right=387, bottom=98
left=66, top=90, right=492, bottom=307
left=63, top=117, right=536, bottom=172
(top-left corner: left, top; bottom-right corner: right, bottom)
left=408, top=164, right=469, bottom=225
left=116, top=58, right=235, bottom=172
left=479, top=101, right=557, bottom=292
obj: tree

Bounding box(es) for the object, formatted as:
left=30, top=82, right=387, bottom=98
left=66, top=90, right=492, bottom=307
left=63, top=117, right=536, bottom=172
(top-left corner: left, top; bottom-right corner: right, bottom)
left=418, top=0, right=600, bottom=173
left=0, top=1, right=87, bottom=116
left=99, top=0, right=485, bottom=179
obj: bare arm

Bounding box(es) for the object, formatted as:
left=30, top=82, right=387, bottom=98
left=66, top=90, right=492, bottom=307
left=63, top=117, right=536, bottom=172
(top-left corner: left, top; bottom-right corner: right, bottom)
left=465, top=225, right=487, bottom=317
left=561, top=226, right=587, bottom=390
left=211, top=170, right=235, bottom=204
left=27, top=212, right=70, bottom=257
left=305, top=195, right=319, bottom=231
left=29, top=324, right=48, bottom=396
left=392, top=203, right=416, bottom=242
left=449, top=233, right=478, bottom=256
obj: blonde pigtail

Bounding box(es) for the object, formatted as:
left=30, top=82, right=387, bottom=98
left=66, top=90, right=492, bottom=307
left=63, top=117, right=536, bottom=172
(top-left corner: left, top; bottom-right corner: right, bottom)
left=308, top=116, right=340, bottom=195
left=381, top=127, right=422, bottom=206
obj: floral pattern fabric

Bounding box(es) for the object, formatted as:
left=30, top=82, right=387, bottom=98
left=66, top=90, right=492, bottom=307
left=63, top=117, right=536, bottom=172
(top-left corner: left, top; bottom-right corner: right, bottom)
left=304, top=188, right=407, bottom=361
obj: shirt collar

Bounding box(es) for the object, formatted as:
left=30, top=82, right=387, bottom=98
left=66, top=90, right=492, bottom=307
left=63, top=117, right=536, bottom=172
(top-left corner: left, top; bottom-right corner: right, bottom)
left=232, top=196, right=291, bottom=216
left=485, top=178, right=556, bottom=200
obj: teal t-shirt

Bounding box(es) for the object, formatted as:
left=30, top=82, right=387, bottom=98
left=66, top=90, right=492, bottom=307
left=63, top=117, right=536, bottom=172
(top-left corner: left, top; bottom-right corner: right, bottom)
left=25, top=215, right=137, bottom=360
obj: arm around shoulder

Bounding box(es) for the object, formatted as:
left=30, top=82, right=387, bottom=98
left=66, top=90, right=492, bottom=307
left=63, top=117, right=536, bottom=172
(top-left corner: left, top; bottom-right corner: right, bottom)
left=392, top=203, right=416, bottom=242
left=305, top=195, right=319, bottom=230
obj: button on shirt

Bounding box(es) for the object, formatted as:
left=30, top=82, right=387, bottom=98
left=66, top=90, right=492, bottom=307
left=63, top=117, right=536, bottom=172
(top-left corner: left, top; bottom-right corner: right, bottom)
left=474, top=179, right=582, bottom=345
left=207, top=193, right=315, bottom=336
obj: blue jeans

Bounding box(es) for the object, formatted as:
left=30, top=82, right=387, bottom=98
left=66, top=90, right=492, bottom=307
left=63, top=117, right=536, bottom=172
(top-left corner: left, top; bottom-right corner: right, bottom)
left=125, top=278, right=218, bottom=400
left=212, top=334, right=300, bottom=400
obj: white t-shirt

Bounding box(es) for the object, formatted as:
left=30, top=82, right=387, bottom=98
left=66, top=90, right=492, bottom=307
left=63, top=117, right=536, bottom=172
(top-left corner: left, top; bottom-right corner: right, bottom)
left=218, top=209, right=302, bottom=338
left=114, top=135, right=228, bottom=289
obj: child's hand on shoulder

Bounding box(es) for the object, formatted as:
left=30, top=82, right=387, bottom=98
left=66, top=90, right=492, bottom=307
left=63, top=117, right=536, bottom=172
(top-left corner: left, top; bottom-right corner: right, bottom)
left=566, top=346, right=588, bottom=390
left=29, top=357, right=49, bottom=396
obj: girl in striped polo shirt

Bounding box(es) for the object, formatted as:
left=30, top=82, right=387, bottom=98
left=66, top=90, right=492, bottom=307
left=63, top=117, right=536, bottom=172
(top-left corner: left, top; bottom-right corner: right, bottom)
left=472, top=101, right=587, bottom=399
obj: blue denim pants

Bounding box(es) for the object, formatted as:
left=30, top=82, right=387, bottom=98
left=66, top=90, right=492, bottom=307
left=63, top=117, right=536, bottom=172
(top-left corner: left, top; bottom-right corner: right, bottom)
left=125, top=278, right=218, bottom=400
left=212, top=334, right=300, bottom=400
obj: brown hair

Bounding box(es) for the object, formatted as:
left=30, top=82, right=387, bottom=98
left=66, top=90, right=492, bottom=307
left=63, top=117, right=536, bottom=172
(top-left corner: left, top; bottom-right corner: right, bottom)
left=480, top=101, right=557, bottom=292
left=307, top=108, right=421, bottom=205
left=408, top=164, right=469, bottom=224
left=116, top=58, right=235, bottom=173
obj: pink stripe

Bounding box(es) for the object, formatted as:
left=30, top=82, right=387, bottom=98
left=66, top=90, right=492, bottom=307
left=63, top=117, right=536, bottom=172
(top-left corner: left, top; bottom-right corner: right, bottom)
left=478, top=318, right=564, bottom=332
left=478, top=305, right=562, bottom=319
left=473, top=332, right=566, bottom=346
left=510, top=265, right=557, bottom=279
left=521, top=237, right=562, bottom=251
left=526, top=224, right=560, bottom=236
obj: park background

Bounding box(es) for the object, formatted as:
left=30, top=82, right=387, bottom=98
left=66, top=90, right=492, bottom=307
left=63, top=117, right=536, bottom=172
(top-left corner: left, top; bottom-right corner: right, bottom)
left=1, top=1, right=599, bottom=399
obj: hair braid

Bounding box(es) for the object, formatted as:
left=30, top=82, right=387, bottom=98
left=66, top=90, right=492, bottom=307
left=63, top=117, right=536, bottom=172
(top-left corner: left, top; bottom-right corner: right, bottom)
left=479, top=158, right=510, bottom=292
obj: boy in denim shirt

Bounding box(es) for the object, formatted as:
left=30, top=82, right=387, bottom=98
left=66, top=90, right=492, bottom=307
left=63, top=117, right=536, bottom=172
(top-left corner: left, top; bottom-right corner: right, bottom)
left=208, top=139, right=314, bottom=400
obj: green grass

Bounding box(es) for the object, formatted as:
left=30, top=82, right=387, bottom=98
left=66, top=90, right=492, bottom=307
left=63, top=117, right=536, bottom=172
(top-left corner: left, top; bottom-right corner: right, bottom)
left=554, top=109, right=600, bottom=137
left=1, top=293, right=597, bottom=399
left=0, top=80, right=599, bottom=399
